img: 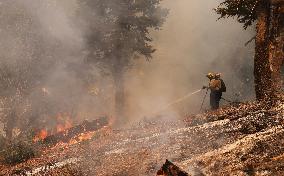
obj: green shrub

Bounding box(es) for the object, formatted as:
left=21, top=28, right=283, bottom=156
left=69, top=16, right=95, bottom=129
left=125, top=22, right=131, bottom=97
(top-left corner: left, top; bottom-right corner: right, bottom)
left=1, top=140, right=39, bottom=165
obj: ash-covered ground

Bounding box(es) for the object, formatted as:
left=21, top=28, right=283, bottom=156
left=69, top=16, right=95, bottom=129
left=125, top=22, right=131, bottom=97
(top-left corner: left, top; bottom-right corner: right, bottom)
left=1, top=95, right=284, bottom=176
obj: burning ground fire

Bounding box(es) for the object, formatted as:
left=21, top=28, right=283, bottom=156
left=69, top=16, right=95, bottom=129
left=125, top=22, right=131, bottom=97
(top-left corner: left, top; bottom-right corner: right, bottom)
left=33, top=116, right=109, bottom=147
left=54, top=113, right=73, bottom=133
left=11, top=117, right=110, bottom=175
left=33, top=113, right=73, bottom=142
left=69, top=131, right=96, bottom=145
left=0, top=98, right=284, bottom=175
left=33, top=129, right=48, bottom=142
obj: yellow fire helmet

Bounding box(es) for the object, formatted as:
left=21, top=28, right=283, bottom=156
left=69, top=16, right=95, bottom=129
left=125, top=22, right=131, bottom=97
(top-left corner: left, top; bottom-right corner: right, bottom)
left=206, top=72, right=215, bottom=79
left=215, top=73, right=221, bottom=79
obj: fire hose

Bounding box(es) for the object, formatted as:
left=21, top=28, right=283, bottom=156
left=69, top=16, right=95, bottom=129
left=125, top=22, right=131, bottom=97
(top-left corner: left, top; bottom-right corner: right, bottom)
left=221, top=97, right=241, bottom=104
left=221, top=97, right=233, bottom=103
left=199, top=88, right=209, bottom=113
left=199, top=90, right=241, bottom=113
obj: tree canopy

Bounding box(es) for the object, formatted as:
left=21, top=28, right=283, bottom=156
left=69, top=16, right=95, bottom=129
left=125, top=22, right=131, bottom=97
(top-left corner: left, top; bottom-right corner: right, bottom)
left=77, top=0, right=168, bottom=119
left=79, top=0, right=168, bottom=73
left=215, top=0, right=260, bottom=29
left=215, top=0, right=284, bottom=100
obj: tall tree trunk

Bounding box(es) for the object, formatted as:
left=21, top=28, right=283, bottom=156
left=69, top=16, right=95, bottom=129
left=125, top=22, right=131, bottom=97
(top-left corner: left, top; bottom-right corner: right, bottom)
left=112, top=67, right=126, bottom=125
left=268, top=2, right=284, bottom=97
left=254, top=1, right=272, bottom=100
left=255, top=1, right=284, bottom=101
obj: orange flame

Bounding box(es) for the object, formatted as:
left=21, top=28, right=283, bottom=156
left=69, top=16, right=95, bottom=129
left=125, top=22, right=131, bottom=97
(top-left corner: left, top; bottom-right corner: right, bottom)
left=78, top=132, right=94, bottom=141
left=33, top=113, right=73, bottom=142
left=69, top=131, right=96, bottom=145
left=56, top=113, right=73, bottom=133
left=56, top=118, right=72, bottom=133
left=33, top=129, right=48, bottom=142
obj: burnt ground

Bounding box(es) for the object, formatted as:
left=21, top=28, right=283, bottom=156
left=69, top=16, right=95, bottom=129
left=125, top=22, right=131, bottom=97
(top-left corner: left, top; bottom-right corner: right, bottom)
left=0, top=95, right=283, bottom=176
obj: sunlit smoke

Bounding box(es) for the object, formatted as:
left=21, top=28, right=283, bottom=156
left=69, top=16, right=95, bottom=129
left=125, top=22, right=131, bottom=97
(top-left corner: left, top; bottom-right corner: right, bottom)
left=0, top=0, right=255, bottom=134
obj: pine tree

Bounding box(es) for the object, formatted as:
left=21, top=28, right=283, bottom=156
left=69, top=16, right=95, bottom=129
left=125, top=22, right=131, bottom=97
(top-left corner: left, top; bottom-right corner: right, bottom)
left=215, top=0, right=284, bottom=100
left=78, top=0, right=168, bottom=121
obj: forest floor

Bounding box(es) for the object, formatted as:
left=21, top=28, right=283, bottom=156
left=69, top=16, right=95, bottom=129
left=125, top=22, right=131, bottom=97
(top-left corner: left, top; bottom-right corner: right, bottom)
left=0, top=94, right=283, bottom=176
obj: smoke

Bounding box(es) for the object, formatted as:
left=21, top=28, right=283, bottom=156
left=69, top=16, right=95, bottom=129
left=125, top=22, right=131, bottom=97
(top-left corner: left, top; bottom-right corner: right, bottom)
left=0, top=0, right=256, bottom=134
left=126, top=0, right=255, bottom=121
left=0, top=0, right=113, bottom=134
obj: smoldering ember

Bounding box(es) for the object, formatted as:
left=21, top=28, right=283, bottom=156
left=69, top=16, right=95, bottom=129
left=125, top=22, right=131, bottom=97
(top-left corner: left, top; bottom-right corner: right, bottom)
left=0, top=0, right=283, bottom=176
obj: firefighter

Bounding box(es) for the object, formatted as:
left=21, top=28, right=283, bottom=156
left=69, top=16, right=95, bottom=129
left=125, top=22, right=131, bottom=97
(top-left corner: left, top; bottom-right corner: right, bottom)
left=215, top=73, right=226, bottom=102
left=202, top=73, right=222, bottom=110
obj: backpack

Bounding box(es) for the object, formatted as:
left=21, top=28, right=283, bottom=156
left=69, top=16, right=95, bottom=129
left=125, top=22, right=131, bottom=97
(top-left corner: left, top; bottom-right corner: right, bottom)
left=219, top=79, right=226, bottom=92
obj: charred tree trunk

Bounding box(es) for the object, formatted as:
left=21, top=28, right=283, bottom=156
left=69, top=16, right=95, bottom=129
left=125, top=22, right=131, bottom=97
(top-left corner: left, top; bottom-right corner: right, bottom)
left=268, top=2, right=284, bottom=97
left=157, top=160, right=190, bottom=176
left=255, top=1, right=284, bottom=101
left=254, top=1, right=272, bottom=100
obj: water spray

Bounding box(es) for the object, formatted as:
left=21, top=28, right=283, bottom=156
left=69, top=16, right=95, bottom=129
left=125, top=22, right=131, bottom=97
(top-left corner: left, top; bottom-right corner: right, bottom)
left=148, top=89, right=203, bottom=116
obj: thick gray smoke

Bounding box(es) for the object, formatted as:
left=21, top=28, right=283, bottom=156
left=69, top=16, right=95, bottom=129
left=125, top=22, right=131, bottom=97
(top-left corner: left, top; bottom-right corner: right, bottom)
left=0, top=0, right=113, bottom=135
left=126, top=0, right=255, bottom=120
left=0, top=0, right=256, bottom=135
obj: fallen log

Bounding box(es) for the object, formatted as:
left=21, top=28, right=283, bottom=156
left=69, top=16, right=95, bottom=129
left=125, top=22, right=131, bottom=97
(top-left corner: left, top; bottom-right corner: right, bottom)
left=40, top=117, right=108, bottom=146
left=157, top=160, right=189, bottom=176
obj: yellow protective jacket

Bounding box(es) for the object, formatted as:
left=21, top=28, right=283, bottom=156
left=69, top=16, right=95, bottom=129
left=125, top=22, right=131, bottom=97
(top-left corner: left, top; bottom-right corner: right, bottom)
left=209, top=79, right=221, bottom=91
